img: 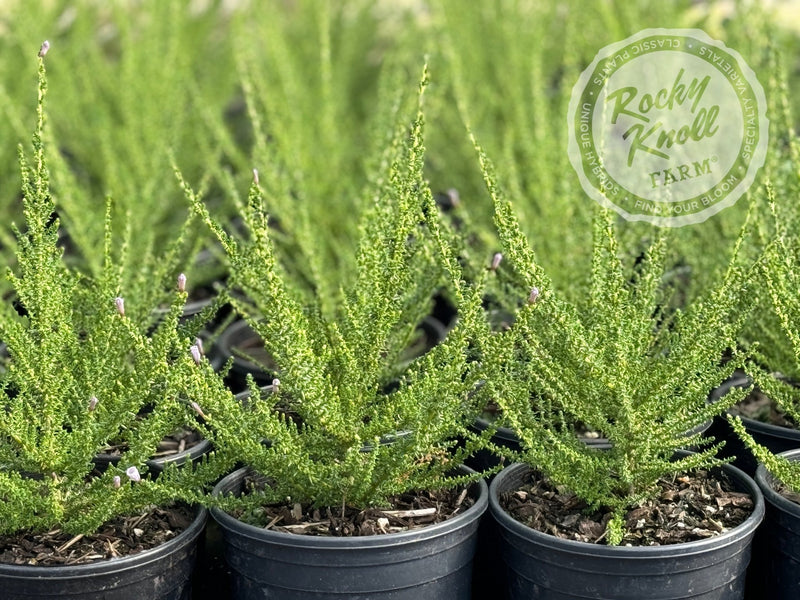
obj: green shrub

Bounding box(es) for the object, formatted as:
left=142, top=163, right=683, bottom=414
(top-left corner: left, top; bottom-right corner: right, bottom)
left=180, top=65, right=494, bottom=513
left=729, top=217, right=800, bottom=491
left=0, top=45, right=236, bottom=536
left=473, top=133, right=759, bottom=545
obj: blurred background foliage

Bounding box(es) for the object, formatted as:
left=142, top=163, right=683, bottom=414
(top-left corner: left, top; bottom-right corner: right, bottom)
left=0, top=0, right=797, bottom=326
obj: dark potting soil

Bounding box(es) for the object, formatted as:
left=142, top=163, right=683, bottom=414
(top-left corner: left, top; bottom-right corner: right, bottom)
left=731, top=385, right=796, bottom=428
left=231, top=476, right=476, bottom=537
left=774, top=480, right=800, bottom=506
left=0, top=504, right=195, bottom=566
left=501, top=469, right=753, bottom=546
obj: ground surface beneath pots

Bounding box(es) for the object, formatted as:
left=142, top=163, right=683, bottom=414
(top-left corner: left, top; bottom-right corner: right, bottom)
left=0, top=504, right=194, bottom=566
left=501, top=469, right=753, bottom=545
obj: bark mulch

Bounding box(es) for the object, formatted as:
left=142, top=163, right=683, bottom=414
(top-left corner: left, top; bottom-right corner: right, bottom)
left=0, top=504, right=195, bottom=566
left=500, top=468, right=754, bottom=546
left=231, top=477, right=476, bottom=537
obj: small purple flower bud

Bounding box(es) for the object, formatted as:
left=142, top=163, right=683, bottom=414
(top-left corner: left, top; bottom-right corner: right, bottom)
left=491, top=252, right=503, bottom=271
left=194, top=337, right=204, bottom=356
left=177, top=273, right=187, bottom=292
left=190, top=401, right=207, bottom=419
left=38, top=40, right=50, bottom=58
left=113, top=475, right=121, bottom=489
left=88, top=396, right=98, bottom=411
left=253, top=169, right=259, bottom=185
left=190, top=344, right=202, bottom=365
left=126, top=466, right=141, bottom=483
left=272, top=378, right=280, bottom=392
left=114, top=297, right=125, bottom=316
left=528, top=286, right=540, bottom=304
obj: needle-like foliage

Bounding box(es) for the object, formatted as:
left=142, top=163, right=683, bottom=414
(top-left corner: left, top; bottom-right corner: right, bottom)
left=729, top=205, right=800, bottom=492
left=181, top=64, right=493, bottom=513
left=0, top=46, right=236, bottom=537
left=473, top=134, right=759, bottom=545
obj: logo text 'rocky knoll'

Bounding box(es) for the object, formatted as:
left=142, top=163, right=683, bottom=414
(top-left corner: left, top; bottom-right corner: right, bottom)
left=567, top=29, right=767, bottom=227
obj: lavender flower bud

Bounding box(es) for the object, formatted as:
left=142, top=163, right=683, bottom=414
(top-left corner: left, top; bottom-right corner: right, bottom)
left=88, top=396, right=98, bottom=411
left=126, top=466, right=141, bottom=483
left=114, top=297, right=125, bottom=316
left=190, top=344, right=202, bottom=365
left=177, top=273, right=187, bottom=292
left=38, top=40, right=50, bottom=58
left=491, top=252, right=503, bottom=271
left=194, top=337, right=204, bottom=356
left=528, top=286, right=540, bottom=304
left=253, top=168, right=259, bottom=185
left=446, top=188, right=460, bottom=208
left=272, top=378, right=280, bottom=392
left=113, top=475, right=121, bottom=489
left=190, top=401, right=207, bottom=419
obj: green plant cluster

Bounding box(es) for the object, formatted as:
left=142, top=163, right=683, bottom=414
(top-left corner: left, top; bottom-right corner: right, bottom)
left=470, top=133, right=759, bottom=544
left=0, top=53, right=238, bottom=536
left=181, top=66, right=493, bottom=511
left=728, top=203, right=800, bottom=492
left=1, top=0, right=800, bottom=548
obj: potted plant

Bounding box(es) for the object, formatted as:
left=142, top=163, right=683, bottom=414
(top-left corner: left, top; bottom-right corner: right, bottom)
left=0, top=45, right=238, bottom=600
left=706, top=198, right=800, bottom=474
left=727, top=231, right=800, bottom=599
left=470, top=137, right=765, bottom=599
left=179, top=66, right=496, bottom=599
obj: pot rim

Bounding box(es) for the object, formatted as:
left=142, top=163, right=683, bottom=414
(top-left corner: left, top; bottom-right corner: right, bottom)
left=714, top=374, right=800, bottom=439
left=755, top=447, right=800, bottom=516
left=216, top=315, right=449, bottom=370
left=0, top=505, right=207, bottom=577
left=211, top=466, right=488, bottom=550
left=94, top=436, right=213, bottom=472
left=489, top=460, right=765, bottom=558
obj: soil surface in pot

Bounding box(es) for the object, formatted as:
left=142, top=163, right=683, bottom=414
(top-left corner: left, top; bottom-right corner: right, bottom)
left=730, top=386, right=796, bottom=428
left=0, top=503, right=195, bottom=566
left=774, top=480, right=800, bottom=505
left=230, top=476, right=475, bottom=537
left=501, top=469, right=753, bottom=546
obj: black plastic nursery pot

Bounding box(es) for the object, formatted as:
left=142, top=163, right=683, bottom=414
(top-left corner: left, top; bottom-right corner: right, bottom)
left=0, top=507, right=207, bottom=600
left=152, top=292, right=217, bottom=325
left=212, top=318, right=276, bottom=392
left=489, top=461, right=764, bottom=600
left=751, top=448, right=800, bottom=600
left=213, top=316, right=449, bottom=394
left=151, top=249, right=230, bottom=330
left=707, top=376, right=800, bottom=475
left=93, top=432, right=213, bottom=475
left=466, top=416, right=611, bottom=475
left=210, top=467, right=488, bottom=599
